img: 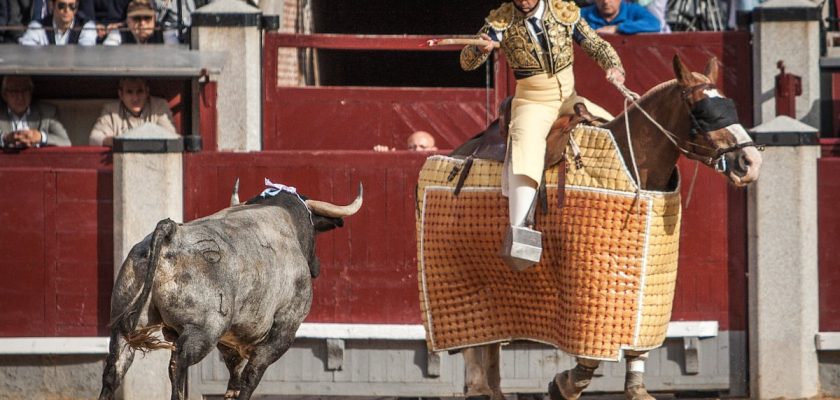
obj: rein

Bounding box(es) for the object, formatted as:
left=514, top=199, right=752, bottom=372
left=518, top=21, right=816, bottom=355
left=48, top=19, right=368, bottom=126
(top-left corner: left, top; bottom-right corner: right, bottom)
left=612, top=80, right=763, bottom=171
left=610, top=81, right=722, bottom=209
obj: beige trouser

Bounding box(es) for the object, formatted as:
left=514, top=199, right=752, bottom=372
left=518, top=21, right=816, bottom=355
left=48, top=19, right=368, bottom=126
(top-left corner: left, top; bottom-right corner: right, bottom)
left=505, top=69, right=612, bottom=187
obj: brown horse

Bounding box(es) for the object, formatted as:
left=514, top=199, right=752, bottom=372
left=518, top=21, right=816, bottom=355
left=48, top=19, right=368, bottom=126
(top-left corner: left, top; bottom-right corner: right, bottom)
left=459, top=55, right=762, bottom=400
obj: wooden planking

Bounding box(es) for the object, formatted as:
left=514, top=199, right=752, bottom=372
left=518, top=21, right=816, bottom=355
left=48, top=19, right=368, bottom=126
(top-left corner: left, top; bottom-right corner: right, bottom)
left=0, top=149, right=113, bottom=337
left=263, top=87, right=490, bottom=151
left=184, top=151, right=430, bottom=324
left=819, top=156, right=840, bottom=332
left=671, top=159, right=747, bottom=330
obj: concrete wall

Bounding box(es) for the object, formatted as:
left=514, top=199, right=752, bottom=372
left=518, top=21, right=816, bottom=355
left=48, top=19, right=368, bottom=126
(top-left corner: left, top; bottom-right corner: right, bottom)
left=0, top=355, right=104, bottom=400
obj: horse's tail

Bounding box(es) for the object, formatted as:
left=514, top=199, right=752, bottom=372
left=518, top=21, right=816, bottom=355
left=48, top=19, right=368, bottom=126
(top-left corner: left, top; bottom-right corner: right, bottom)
left=111, top=218, right=177, bottom=351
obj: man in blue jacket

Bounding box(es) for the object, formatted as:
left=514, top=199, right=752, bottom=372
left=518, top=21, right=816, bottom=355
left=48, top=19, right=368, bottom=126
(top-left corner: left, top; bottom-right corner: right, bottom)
left=581, top=0, right=662, bottom=34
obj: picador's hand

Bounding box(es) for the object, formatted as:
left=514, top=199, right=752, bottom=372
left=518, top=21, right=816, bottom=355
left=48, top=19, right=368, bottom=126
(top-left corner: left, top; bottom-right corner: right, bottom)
left=479, top=33, right=496, bottom=54
left=606, top=67, right=625, bottom=86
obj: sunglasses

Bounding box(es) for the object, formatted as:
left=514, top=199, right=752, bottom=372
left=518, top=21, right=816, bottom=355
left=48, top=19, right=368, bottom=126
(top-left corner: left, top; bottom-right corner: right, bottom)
left=130, top=15, right=154, bottom=22
left=55, top=2, right=77, bottom=11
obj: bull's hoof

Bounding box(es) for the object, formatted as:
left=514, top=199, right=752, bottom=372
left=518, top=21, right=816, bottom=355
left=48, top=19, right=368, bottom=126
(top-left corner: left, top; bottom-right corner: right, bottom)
left=625, top=385, right=655, bottom=400
left=548, top=371, right=590, bottom=400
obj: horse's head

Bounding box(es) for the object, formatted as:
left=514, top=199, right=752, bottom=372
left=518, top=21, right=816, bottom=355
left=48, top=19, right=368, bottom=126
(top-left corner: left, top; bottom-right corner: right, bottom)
left=673, top=56, right=763, bottom=186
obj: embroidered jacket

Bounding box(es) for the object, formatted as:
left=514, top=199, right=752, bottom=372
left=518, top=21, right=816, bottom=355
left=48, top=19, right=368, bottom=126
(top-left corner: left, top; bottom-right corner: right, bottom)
left=460, top=0, right=623, bottom=78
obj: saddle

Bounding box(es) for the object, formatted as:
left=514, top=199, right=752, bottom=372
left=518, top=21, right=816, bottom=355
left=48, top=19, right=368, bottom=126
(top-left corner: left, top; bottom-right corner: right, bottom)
left=448, top=100, right=607, bottom=206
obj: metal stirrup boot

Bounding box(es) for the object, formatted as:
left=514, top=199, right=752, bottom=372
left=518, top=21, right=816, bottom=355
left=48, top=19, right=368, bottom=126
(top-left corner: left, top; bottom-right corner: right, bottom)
left=500, top=194, right=542, bottom=271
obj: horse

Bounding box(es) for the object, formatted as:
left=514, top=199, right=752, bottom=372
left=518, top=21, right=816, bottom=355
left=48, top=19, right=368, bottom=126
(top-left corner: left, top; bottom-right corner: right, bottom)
left=442, top=55, right=762, bottom=400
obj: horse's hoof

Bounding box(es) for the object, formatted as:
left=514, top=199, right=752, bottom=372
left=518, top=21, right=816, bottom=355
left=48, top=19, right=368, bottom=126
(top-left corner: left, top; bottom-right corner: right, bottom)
left=625, top=385, right=655, bottom=400
left=548, top=371, right=590, bottom=400
left=223, top=389, right=240, bottom=399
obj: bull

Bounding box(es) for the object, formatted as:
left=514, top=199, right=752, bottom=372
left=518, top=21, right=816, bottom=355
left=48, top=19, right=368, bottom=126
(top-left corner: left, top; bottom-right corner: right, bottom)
left=98, top=183, right=363, bottom=400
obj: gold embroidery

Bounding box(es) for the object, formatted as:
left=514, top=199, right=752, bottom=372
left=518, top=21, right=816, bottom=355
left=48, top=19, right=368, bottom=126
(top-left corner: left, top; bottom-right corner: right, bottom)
left=576, top=18, right=624, bottom=72
left=461, top=1, right=622, bottom=75
left=549, top=0, right=580, bottom=26
left=486, top=2, right=514, bottom=31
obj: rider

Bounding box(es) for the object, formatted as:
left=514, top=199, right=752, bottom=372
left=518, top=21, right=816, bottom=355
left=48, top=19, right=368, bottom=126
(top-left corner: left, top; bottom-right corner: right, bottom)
left=460, top=1, right=654, bottom=400
left=460, top=0, right=623, bottom=265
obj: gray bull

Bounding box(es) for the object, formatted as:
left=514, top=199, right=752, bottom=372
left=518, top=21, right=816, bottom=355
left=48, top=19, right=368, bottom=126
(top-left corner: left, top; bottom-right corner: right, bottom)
left=99, top=184, right=363, bottom=400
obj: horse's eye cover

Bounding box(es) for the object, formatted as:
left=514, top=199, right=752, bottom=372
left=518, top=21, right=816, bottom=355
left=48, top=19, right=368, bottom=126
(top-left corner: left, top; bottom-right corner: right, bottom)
left=691, top=97, right=739, bottom=132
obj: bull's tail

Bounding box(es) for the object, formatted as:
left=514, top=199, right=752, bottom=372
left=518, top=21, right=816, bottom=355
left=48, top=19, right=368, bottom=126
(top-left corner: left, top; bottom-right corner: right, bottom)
left=111, top=218, right=177, bottom=351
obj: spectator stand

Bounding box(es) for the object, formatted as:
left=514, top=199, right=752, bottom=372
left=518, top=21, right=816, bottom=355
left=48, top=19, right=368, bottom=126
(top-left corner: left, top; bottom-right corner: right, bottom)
left=0, top=45, right=224, bottom=147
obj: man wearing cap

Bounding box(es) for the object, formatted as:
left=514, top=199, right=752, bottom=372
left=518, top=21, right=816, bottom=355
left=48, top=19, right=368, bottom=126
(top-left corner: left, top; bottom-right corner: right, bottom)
left=18, top=0, right=97, bottom=46
left=103, top=0, right=177, bottom=45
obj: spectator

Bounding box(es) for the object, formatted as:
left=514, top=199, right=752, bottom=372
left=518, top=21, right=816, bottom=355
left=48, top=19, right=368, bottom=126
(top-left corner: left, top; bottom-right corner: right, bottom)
left=103, top=0, right=177, bottom=45
left=581, top=0, right=661, bottom=34
left=373, top=130, right=438, bottom=152
left=0, top=76, right=71, bottom=148
left=89, top=77, right=176, bottom=146
left=154, top=0, right=195, bottom=43
left=636, top=0, right=670, bottom=32
left=111, top=0, right=194, bottom=43
left=18, top=0, right=96, bottom=45
left=0, top=0, right=30, bottom=44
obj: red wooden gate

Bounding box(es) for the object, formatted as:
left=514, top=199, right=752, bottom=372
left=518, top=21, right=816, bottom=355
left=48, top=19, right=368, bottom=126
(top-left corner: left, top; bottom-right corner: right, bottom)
left=0, top=149, right=113, bottom=337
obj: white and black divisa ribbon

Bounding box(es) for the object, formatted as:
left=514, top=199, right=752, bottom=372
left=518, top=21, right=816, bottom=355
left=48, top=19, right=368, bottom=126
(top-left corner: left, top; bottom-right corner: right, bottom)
left=261, top=178, right=313, bottom=224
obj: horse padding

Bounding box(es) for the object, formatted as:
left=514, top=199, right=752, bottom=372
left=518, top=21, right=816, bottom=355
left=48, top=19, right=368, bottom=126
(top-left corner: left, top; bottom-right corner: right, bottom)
left=416, top=125, right=682, bottom=361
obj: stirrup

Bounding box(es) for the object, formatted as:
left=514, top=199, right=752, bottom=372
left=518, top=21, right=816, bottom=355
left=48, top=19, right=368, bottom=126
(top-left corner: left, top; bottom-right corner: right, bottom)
left=500, top=224, right=542, bottom=271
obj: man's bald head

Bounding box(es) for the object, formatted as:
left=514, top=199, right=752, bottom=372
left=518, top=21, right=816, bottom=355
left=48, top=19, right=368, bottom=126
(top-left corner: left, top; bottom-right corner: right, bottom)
left=407, top=131, right=437, bottom=151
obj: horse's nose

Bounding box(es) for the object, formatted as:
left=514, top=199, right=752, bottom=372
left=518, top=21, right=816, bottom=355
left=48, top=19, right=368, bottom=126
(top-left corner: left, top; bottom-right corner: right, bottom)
left=731, top=153, right=751, bottom=178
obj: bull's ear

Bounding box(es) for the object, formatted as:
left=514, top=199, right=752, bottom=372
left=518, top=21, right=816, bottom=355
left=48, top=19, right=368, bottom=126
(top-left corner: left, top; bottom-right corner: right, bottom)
left=313, top=215, right=344, bottom=233
left=673, top=55, right=694, bottom=87
left=704, top=57, right=720, bottom=85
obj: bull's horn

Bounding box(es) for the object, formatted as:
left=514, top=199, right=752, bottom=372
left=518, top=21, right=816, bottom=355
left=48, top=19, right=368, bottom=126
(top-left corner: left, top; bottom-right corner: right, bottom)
left=305, top=183, right=363, bottom=218
left=230, top=178, right=240, bottom=206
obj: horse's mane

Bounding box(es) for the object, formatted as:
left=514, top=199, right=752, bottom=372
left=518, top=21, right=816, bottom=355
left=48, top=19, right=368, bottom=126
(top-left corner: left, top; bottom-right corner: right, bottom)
left=603, top=79, right=680, bottom=130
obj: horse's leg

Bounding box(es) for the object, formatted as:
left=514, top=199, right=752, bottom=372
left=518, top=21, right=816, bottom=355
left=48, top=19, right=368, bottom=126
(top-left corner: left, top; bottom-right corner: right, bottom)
left=624, top=351, right=655, bottom=400
left=485, top=343, right=503, bottom=400
left=217, top=343, right=247, bottom=399
left=463, top=344, right=504, bottom=400
left=548, top=357, right=599, bottom=400
left=98, top=331, right=136, bottom=400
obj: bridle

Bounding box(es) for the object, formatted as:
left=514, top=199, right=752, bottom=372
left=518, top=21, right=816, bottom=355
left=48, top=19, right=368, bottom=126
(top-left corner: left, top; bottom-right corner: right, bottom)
left=614, top=81, right=761, bottom=173
left=680, top=82, right=762, bottom=172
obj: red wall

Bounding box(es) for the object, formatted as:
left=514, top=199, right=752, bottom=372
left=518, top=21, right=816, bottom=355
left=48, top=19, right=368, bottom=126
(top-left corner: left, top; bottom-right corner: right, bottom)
left=0, top=148, right=113, bottom=337
left=184, top=151, right=429, bottom=324
left=820, top=139, right=840, bottom=332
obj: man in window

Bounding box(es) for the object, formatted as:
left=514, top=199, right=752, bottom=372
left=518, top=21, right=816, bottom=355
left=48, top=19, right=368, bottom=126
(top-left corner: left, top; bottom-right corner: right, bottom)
left=0, top=76, right=71, bottom=148
left=89, top=77, right=176, bottom=146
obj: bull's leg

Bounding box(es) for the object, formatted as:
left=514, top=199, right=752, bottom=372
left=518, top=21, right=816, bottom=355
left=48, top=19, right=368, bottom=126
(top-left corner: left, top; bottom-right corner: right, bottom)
left=99, top=331, right=136, bottom=400
left=217, top=343, right=247, bottom=399
left=463, top=344, right=504, bottom=400
left=548, top=358, right=600, bottom=400
left=624, top=352, right=655, bottom=400
left=234, top=329, right=296, bottom=400
left=168, top=325, right=220, bottom=400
